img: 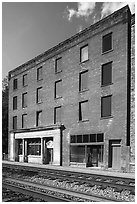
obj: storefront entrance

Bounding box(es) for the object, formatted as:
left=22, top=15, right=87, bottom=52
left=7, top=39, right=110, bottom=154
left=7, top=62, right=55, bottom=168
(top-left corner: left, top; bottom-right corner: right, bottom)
left=87, top=145, right=103, bottom=167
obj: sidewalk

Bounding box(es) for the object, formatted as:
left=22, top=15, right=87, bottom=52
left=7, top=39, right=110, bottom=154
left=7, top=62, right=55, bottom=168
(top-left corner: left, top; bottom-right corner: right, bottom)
left=2, top=160, right=135, bottom=179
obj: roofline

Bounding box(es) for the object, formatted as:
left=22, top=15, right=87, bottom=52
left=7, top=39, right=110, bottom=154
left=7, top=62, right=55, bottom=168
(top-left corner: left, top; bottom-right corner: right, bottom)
left=8, top=5, right=131, bottom=77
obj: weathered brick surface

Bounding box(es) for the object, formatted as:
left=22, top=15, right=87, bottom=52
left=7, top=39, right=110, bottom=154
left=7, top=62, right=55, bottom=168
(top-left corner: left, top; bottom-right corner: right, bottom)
left=8, top=6, right=135, bottom=172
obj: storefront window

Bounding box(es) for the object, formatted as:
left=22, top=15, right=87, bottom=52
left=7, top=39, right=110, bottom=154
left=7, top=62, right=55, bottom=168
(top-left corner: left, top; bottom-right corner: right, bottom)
left=18, top=140, right=23, bottom=155
left=28, top=138, right=41, bottom=156
left=70, top=145, right=85, bottom=163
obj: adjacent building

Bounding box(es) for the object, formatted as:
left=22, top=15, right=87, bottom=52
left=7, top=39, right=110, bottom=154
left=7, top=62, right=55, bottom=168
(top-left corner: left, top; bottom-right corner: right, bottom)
left=8, top=5, right=135, bottom=172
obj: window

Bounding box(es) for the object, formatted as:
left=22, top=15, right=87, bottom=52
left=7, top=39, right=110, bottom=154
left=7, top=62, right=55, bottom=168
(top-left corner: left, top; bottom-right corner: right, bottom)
left=13, top=96, right=17, bottom=110
left=55, top=57, right=62, bottom=73
left=79, top=100, right=88, bottom=121
left=18, top=140, right=23, bottom=155
left=102, top=33, right=112, bottom=53
left=54, top=106, right=61, bottom=124
left=79, top=70, right=88, bottom=91
left=23, top=74, right=27, bottom=86
left=28, top=138, right=41, bottom=156
left=55, top=80, right=62, bottom=98
left=13, top=116, right=17, bottom=130
left=80, top=45, right=88, bottom=62
left=37, top=67, right=43, bottom=81
left=101, top=95, right=112, bottom=118
left=70, top=134, right=104, bottom=144
left=22, top=93, right=27, bottom=108
left=36, top=111, right=42, bottom=127
left=102, top=62, right=112, bottom=86
left=37, top=87, right=42, bottom=103
left=22, top=114, right=27, bottom=128
left=13, top=78, right=18, bottom=90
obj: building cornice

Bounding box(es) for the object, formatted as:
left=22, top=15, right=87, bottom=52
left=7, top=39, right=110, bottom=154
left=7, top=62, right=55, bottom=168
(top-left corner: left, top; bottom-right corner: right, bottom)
left=9, top=5, right=131, bottom=79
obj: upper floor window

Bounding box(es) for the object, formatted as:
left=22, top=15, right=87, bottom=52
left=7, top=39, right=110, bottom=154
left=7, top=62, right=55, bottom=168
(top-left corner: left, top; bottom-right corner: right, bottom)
left=36, top=110, right=42, bottom=127
left=37, top=87, right=42, bottom=103
left=101, top=95, right=112, bottom=118
left=101, top=62, right=112, bottom=86
left=13, top=96, right=17, bottom=110
left=22, top=114, right=27, bottom=128
left=79, top=70, right=88, bottom=92
left=37, top=67, right=43, bottom=81
left=80, top=44, right=88, bottom=63
left=13, top=116, right=17, bottom=130
left=55, top=80, right=62, bottom=99
left=79, top=100, right=89, bottom=121
left=13, top=78, right=18, bottom=90
left=54, top=106, right=61, bottom=124
left=22, top=92, right=27, bottom=108
left=23, top=74, right=27, bottom=87
left=55, top=57, right=62, bottom=73
left=102, top=33, right=112, bottom=53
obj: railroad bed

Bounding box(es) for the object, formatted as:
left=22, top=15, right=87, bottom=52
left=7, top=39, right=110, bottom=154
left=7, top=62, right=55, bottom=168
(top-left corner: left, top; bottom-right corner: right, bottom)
left=2, top=162, right=135, bottom=202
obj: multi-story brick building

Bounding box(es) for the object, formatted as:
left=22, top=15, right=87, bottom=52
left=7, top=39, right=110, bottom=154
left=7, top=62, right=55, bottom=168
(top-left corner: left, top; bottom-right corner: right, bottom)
left=8, top=5, right=135, bottom=172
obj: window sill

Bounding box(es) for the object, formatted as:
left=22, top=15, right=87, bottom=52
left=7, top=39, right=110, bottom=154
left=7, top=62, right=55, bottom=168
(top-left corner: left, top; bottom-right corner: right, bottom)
left=37, top=101, right=43, bottom=104
left=23, top=85, right=28, bottom=88
left=79, top=89, right=89, bottom=93
left=55, top=70, right=62, bottom=74
left=80, top=59, right=89, bottom=64
left=101, top=83, right=113, bottom=87
left=22, top=106, right=27, bottom=109
left=100, top=116, right=113, bottom=120
left=102, top=49, right=113, bottom=55
left=55, top=96, right=62, bottom=100
left=78, top=119, right=89, bottom=123
left=37, top=79, right=43, bottom=82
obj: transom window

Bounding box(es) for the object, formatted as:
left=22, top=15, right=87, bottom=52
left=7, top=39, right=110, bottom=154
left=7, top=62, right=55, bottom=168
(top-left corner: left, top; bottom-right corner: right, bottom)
left=79, top=100, right=88, bottom=121
left=101, top=95, right=112, bottom=118
left=80, top=44, right=88, bottom=62
left=70, top=134, right=104, bottom=143
left=102, top=62, right=112, bottom=86
left=102, top=33, right=112, bottom=53
left=79, top=70, right=88, bottom=91
left=55, top=57, right=62, bottom=73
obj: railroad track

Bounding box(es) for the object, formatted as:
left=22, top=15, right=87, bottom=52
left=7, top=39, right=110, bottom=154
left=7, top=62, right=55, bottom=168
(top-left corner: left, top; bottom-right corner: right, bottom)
left=2, top=163, right=135, bottom=202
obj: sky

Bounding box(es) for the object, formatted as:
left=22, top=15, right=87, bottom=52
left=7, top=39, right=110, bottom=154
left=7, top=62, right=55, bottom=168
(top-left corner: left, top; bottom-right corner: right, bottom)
left=2, top=1, right=135, bottom=79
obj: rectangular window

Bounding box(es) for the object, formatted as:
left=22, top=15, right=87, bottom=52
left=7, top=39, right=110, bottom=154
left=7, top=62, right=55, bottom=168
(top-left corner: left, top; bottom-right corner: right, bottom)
left=13, top=116, right=17, bottom=130
left=22, top=114, right=27, bottom=128
left=102, top=33, right=112, bottom=53
left=13, top=96, right=17, bottom=110
left=13, top=78, right=18, bottom=90
left=55, top=57, right=62, bottom=73
left=23, top=74, right=27, bottom=86
left=101, top=95, right=112, bottom=118
left=28, top=138, right=41, bottom=156
left=54, top=106, right=61, bottom=124
left=37, top=87, right=42, bottom=103
left=102, top=62, right=112, bottom=86
left=55, top=80, right=62, bottom=98
left=22, top=93, right=27, bottom=108
left=80, top=45, right=88, bottom=62
left=79, top=70, right=88, bottom=91
left=18, top=140, right=23, bottom=155
left=36, top=110, right=42, bottom=127
left=37, top=67, right=43, bottom=81
left=79, top=100, right=88, bottom=121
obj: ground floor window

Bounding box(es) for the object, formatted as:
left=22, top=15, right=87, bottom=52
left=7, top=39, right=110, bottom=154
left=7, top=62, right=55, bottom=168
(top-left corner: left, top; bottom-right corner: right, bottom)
left=70, top=145, right=103, bottom=167
left=28, top=138, right=41, bottom=156
left=18, top=139, right=23, bottom=155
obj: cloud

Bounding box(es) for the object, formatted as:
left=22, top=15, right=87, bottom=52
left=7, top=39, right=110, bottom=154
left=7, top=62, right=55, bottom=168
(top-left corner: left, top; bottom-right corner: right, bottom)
left=66, top=2, right=96, bottom=21
left=101, top=2, right=135, bottom=18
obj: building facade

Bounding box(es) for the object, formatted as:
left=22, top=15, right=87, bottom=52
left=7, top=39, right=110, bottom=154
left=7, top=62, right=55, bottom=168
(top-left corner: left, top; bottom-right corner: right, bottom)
left=8, top=6, right=135, bottom=172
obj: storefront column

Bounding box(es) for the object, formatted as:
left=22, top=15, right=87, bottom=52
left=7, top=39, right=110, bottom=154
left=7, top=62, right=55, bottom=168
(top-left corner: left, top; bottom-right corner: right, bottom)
left=22, top=139, right=25, bottom=162
left=8, top=132, right=15, bottom=161
left=41, top=138, right=44, bottom=164
left=24, top=139, right=28, bottom=162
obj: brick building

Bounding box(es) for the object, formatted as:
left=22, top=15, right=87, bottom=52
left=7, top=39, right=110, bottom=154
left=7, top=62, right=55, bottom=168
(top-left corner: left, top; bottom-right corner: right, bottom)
left=8, top=5, right=135, bottom=172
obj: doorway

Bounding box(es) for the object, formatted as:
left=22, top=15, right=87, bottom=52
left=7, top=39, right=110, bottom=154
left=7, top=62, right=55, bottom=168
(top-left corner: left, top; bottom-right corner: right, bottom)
left=87, top=145, right=103, bottom=167
left=108, top=140, right=121, bottom=169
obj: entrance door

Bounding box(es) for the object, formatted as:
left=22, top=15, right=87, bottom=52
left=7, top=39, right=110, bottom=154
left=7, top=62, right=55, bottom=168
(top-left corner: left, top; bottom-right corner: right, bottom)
left=109, top=140, right=121, bottom=170
left=87, top=145, right=103, bottom=167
